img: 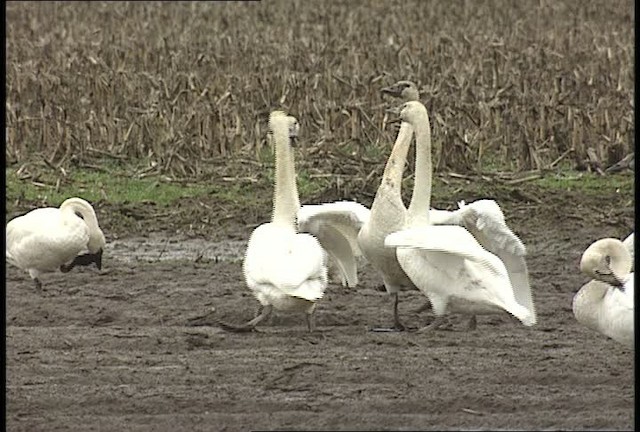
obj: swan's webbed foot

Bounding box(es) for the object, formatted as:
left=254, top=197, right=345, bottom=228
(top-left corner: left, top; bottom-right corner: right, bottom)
left=416, top=316, right=446, bottom=333
left=217, top=304, right=272, bottom=333
left=216, top=320, right=260, bottom=333
left=34, top=278, right=43, bottom=291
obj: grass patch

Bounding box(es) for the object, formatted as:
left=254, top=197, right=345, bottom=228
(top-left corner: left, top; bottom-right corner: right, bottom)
left=5, top=166, right=211, bottom=207
left=532, top=171, right=634, bottom=196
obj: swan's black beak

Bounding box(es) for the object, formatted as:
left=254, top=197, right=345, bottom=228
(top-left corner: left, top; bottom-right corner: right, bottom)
left=594, top=267, right=624, bottom=288
left=381, top=84, right=403, bottom=98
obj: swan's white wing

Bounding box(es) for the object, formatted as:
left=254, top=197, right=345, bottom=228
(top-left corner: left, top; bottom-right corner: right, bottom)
left=297, top=201, right=370, bottom=287
left=386, top=225, right=534, bottom=325
left=429, top=199, right=536, bottom=319
left=6, top=208, right=90, bottom=271
left=243, top=224, right=327, bottom=301
left=454, top=200, right=525, bottom=256
left=385, top=225, right=501, bottom=272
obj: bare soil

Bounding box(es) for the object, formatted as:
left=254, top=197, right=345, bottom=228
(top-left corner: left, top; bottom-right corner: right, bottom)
left=5, top=179, right=635, bottom=431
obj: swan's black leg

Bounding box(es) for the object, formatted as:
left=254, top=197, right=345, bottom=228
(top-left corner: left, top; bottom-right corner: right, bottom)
left=218, top=304, right=273, bottom=333
left=467, top=315, right=478, bottom=331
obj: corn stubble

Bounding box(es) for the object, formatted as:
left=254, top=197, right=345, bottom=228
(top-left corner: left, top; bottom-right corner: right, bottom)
left=5, top=0, right=633, bottom=189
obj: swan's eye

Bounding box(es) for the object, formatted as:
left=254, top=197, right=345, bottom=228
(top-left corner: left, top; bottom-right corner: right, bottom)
left=75, top=211, right=84, bottom=220
left=604, top=255, right=612, bottom=267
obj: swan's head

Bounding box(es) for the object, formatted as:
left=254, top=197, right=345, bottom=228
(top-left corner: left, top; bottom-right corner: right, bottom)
left=399, top=100, right=429, bottom=124
left=381, top=80, right=419, bottom=102
left=269, top=110, right=300, bottom=147
left=580, top=238, right=632, bottom=288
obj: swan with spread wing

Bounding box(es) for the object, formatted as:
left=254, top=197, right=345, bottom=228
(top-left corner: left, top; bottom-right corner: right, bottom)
left=298, top=82, right=534, bottom=330
left=384, top=101, right=536, bottom=330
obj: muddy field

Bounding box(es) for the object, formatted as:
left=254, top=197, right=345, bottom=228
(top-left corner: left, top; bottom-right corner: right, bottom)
left=5, top=179, right=635, bottom=431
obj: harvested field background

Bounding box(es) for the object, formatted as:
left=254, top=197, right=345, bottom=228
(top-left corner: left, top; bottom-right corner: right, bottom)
left=4, top=1, right=636, bottom=431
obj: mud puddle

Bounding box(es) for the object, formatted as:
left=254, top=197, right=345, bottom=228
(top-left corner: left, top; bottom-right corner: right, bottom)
left=105, top=233, right=247, bottom=264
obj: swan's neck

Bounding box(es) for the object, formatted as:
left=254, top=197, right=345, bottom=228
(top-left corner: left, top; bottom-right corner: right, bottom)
left=377, top=122, right=413, bottom=197
left=62, top=201, right=105, bottom=252
left=406, top=112, right=432, bottom=227
left=271, top=130, right=300, bottom=227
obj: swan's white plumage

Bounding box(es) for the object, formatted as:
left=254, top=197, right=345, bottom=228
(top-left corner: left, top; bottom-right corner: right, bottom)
left=6, top=197, right=106, bottom=284
left=297, top=201, right=370, bottom=287
left=384, top=101, right=535, bottom=328
left=241, top=111, right=328, bottom=319
left=573, top=238, right=634, bottom=347
left=428, top=199, right=535, bottom=322
left=244, top=224, right=327, bottom=306
left=386, top=225, right=535, bottom=326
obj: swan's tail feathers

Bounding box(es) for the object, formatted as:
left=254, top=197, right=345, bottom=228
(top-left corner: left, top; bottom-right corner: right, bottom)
left=292, top=277, right=327, bottom=302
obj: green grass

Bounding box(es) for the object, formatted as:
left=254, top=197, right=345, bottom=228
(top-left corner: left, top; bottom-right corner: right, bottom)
left=533, top=171, right=634, bottom=196
left=5, top=165, right=213, bottom=209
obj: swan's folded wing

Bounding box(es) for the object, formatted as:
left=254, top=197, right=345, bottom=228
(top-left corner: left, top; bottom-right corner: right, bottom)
left=298, top=201, right=370, bottom=287
left=385, top=225, right=504, bottom=276
left=6, top=209, right=89, bottom=269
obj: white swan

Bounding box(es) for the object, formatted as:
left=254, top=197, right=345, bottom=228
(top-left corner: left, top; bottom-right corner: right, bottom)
left=218, top=110, right=328, bottom=333
left=299, top=114, right=418, bottom=331
left=573, top=238, right=634, bottom=347
left=6, top=197, right=106, bottom=289
left=300, top=83, right=533, bottom=331
left=384, top=101, right=536, bottom=331
left=383, top=79, right=534, bottom=329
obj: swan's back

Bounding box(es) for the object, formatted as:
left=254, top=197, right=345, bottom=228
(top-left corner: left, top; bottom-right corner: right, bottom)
left=6, top=207, right=90, bottom=272
left=243, top=223, right=328, bottom=304
left=573, top=279, right=634, bottom=347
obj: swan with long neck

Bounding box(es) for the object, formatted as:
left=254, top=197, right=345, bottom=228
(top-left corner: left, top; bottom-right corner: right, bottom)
left=385, top=101, right=536, bottom=330
left=382, top=79, right=535, bottom=329
left=298, top=82, right=534, bottom=330
left=573, top=238, right=634, bottom=347
left=297, top=115, right=417, bottom=331
left=6, top=197, right=106, bottom=290
left=218, top=110, right=328, bottom=333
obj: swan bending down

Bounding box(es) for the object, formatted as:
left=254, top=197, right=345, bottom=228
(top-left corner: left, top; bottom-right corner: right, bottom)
left=218, top=111, right=328, bottom=333
left=574, top=238, right=634, bottom=347
left=384, top=101, right=536, bottom=330
left=6, top=197, right=106, bottom=289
